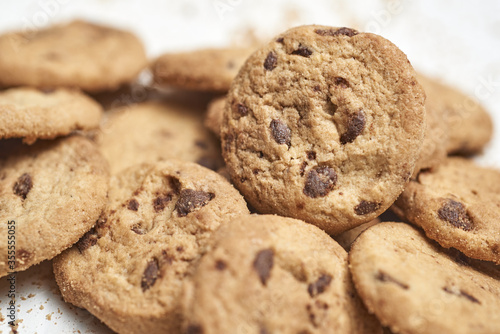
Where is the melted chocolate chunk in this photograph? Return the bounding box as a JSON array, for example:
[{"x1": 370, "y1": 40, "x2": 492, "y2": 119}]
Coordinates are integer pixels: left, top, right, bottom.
[
  {"x1": 141, "y1": 259, "x2": 159, "y2": 291},
  {"x1": 253, "y1": 249, "x2": 274, "y2": 285},
  {"x1": 443, "y1": 287, "x2": 481, "y2": 304},
  {"x1": 127, "y1": 199, "x2": 139, "y2": 211},
  {"x1": 215, "y1": 260, "x2": 227, "y2": 271},
  {"x1": 264, "y1": 51, "x2": 278, "y2": 71},
  {"x1": 186, "y1": 325, "x2": 204, "y2": 334},
  {"x1": 76, "y1": 228, "x2": 98, "y2": 253},
  {"x1": 270, "y1": 119, "x2": 291, "y2": 147},
  {"x1": 334, "y1": 77, "x2": 350, "y2": 88},
  {"x1": 354, "y1": 201, "x2": 381, "y2": 215},
  {"x1": 375, "y1": 271, "x2": 409, "y2": 290},
  {"x1": 13, "y1": 173, "x2": 33, "y2": 200},
  {"x1": 315, "y1": 27, "x2": 358, "y2": 37},
  {"x1": 438, "y1": 199, "x2": 473, "y2": 231},
  {"x1": 175, "y1": 189, "x2": 215, "y2": 217},
  {"x1": 291, "y1": 45, "x2": 313, "y2": 57},
  {"x1": 308, "y1": 274, "x2": 333, "y2": 297},
  {"x1": 235, "y1": 103, "x2": 249, "y2": 116},
  {"x1": 307, "y1": 151, "x2": 316, "y2": 160},
  {"x1": 340, "y1": 110, "x2": 366, "y2": 145},
  {"x1": 303, "y1": 167, "x2": 337, "y2": 198},
  {"x1": 153, "y1": 193, "x2": 173, "y2": 212}
]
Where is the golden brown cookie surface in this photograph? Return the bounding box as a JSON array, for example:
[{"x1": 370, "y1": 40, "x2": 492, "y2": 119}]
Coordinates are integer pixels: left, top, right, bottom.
[{"x1": 221, "y1": 25, "x2": 425, "y2": 235}]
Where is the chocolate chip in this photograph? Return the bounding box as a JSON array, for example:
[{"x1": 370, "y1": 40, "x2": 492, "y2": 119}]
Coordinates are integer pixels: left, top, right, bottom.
[
  {"x1": 76, "y1": 228, "x2": 98, "y2": 253},
  {"x1": 303, "y1": 167, "x2": 337, "y2": 198},
  {"x1": 270, "y1": 119, "x2": 291, "y2": 147},
  {"x1": 375, "y1": 271, "x2": 409, "y2": 290},
  {"x1": 141, "y1": 259, "x2": 159, "y2": 291},
  {"x1": 438, "y1": 199, "x2": 473, "y2": 231},
  {"x1": 276, "y1": 37, "x2": 284, "y2": 43},
  {"x1": 175, "y1": 189, "x2": 215, "y2": 217},
  {"x1": 307, "y1": 151, "x2": 316, "y2": 160},
  {"x1": 153, "y1": 193, "x2": 173, "y2": 212},
  {"x1": 215, "y1": 260, "x2": 227, "y2": 271},
  {"x1": 13, "y1": 173, "x2": 33, "y2": 200},
  {"x1": 340, "y1": 110, "x2": 365, "y2": 144},
  {"x1": 186, "y1": 324, "x2": 204, "y2": 334},
  {"x1": 354, "y1": 201, "x2": 381, "y2": 215},
  {"x1": 291, "y1": 45, "x2": 313, "y2": 57},
  {"x1": 300, "y1": 161, "x2": 308, "y2": 177},
  {"x1": 127, "y1": 199, "x2": 139, "y2": 211},
  {"x1": 131, "y1": 224, "x2": 145, "y2": 235},
  {"x1": 334, "y1": 77, "x2": 350, "y2": 88},
  {"x1": 176, "y1": 246, "x2": 184, "y2": 252},
  {"x1": 264, "y1": 51, "x2": 278, "y2": 71},
  {"x1": 167, "y1": 176, "x2": 181, "y2": 195},
  {"x1": 313, "y1": 85, "x2": 321, "y2": 92},
  {"x1": 253, "y1": 249, "x2": 274, "y2": 285},
  {"x1": 308, "y1": 274, "x2": 333, "y2": 297},
  {"x1": 315, "y1": 27, "x2": 358, "y2": 37},
  {"x1": 442, "y1": 287, "x2": 481, "y2": 304},
  {"x1": 234, "y1": 103, "x2": 249, "y2": 117}
]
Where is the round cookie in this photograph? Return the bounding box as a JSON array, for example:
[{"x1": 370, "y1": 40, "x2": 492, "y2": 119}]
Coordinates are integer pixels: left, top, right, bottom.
[
  {"x1": 393, "y1": 157, "x2": 500, "y2": 264},
  {"x1": 182, "y1": 214, "x2": 382, "y2": 334},
  {"x1": 204, "y1": 95, "x2": 226, "y2": 138},
  {"x1": 0, "y1": 20, "x2": 147, "y2": 92},
  {"x1": 417, "y1": 74, "x2": 493, "y2": 155},
  {"x1": 0, "y1": 87, "x2": 102, "y2": 144},
  {"x1": 152, "y1": 47, "x2": 254, "y2": 92},
  {"x1": 53, "y1": 160, "x2": 249, "y2": 334},
  {"x1": 221, "y1": 25, "x2": 426, "y2": 235},
  {"x1": 97, "y1": 101, "x2": 224, "y2": 175},
  {"x1": 0, "y1": 136, "x2": 109, "y2": 277},
  {"x1": 349, "y1": 222, "x2": 500, "y2": 334}
]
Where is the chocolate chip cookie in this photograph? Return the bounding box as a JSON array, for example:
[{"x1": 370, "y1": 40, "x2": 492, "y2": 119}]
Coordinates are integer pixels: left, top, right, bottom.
[
  {"x1": 0, "y1": 136, "x2": 109, "y2": 277},
  {"x1": 182, "y1": 214, "x2": 382, "y2": 334},
  {"x1": 204, "y1": 96, "x2": 226, "y2": 138},
  {"x1": 349, "y1": 222, "x2": 500, "y2": 334},
  {"x1": 152, "y1": 47, "x2": 254, "y2": 92},
  {"x1": 417, "y1": 74, "x2": 493, "y2": 155},
  {"x1": 221, "y1": 25, "x2": 426, "y2": 235},
  {"x1": 97, "y1": 101, "x2": 223, "y2": 175},
  {"x1": 393, "y1": 157, "x2": 500, "y2": 264},
  {"x1": 0, "y1": 87, "x2": 102, "y2": 144},
  {"x1": 0, "y1": 20, "x2": 147, "y2": 92},
  {"x1": 53, "y1": 160, "x2": 249, "y2": 334}
]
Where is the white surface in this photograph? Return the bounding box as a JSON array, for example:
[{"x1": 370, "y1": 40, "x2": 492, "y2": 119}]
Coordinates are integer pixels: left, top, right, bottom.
[{"x1": 0, "y1": 0, "x2": 499, "y2": 332}]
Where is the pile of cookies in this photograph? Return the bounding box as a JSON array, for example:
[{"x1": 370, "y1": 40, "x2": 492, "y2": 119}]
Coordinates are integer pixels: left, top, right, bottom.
[{"x1": 0, "y1": 19, "x2": 499, "y2": 334}]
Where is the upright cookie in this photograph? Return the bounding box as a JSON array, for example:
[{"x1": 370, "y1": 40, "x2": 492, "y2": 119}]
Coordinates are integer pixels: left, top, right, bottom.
[
  {"x1": 0, "y1": 87, "x2": 102, "y2": 144},
  {"x1": 0, "y1": 20, "x2": 147, "y2": 92},
  {"x1": 152, "y1": 47, "x2": 254, "y2": 92},
  {"x1": 411, "y1": 92, "x2": 448, "y2": 177},
  {"x1": 393, "y1": 157, "x2": 500, "y2": 264},
  {"x1": 417, "y1": 74, "x2": 493, "y2": 155},
  {"x1": 53, "y1": 160, "x2": 249, "y2": 334},
  {"x1": 349, "y1": 222, "x2": 500, "y2": 334},
  {"x1": 221, "y1": 25, "x2": 425, "y2": 235},
  {"x1": 204, "y1": 95, "x2": 226, "y2": 138},
  {"x1": 97, "y1": 101, "x2": 223, "y2": 175},
  {"x1": 0, "y1": 136, "x2": 109, "y2": 277},
  {"x1": 182, "y1": 214, "x2": 382, "y2": 334}
]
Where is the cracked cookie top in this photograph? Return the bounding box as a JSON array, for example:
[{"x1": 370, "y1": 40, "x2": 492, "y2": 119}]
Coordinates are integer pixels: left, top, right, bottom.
[
  {"x1": 221, "y1": 25, "x2": 425, "y2": 235},
  {"x1": 53, "y1": 160, "x2": 249, "y2": 334},
  {"x1": 182, "y1": 214, "x2": 382, "y2": 334}
]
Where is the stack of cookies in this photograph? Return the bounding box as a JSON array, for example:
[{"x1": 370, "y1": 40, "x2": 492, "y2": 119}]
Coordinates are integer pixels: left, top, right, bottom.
[{"x1": 0, "y1": 19, "x2": 498, "y2": 334}]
